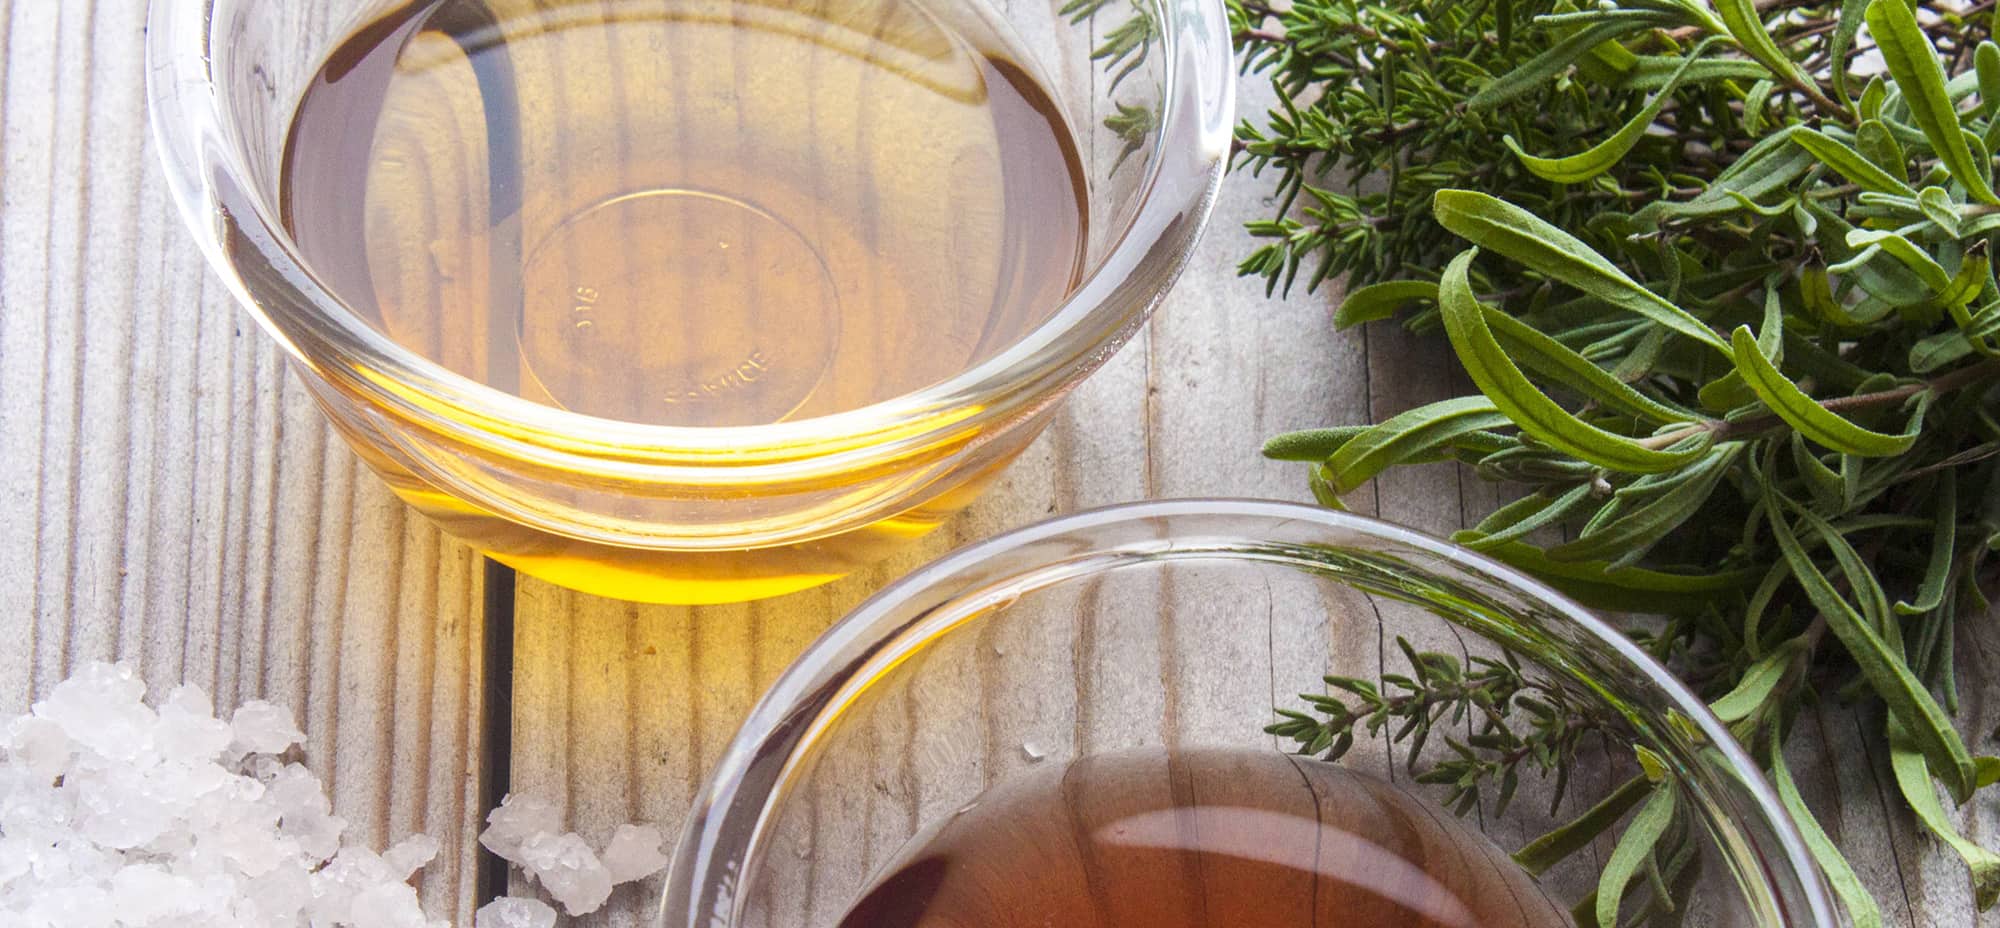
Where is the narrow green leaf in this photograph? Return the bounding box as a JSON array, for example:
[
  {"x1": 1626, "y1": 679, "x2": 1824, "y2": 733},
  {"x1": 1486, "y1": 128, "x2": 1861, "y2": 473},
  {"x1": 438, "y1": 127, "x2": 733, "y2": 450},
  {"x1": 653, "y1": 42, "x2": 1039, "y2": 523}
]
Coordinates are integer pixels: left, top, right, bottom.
[
  {"x1": 1765, "y1": 485, "x2": 1976, "y2": 799},
  {"x1": 1919, "y1": 186, "x2": 1965, "y2": 236},
  {"x1": 1435, "y1": 192, "x2": 1730, "y2": 354},
  {"x1": 1476, "y1": 538, "x2": 1761, "y2": 612},
  {"x1": 1699, "y1": 370, "x2": 1757, "y2": 411},
  {"x1": 1742, "y1": 80, "x2": 1776, "y2": 135},
  {"x1": 1710, "y1": 638, "x2": 1802, "y2": 723},
  {"x1": 1613, "y1": 55, "x2": 1771, "y2": 90},
  {"x1": 1856, "y1": 119, "x2": 1907, "y2": 175},
  {"x1": 1549, "y1": 444, "x2": 1743, "y2": 563},
  {"x1": 1866, "y1": 0, "x2": 2000, "y2": 204},
  {"x1": 1335, "y1": 280, "x2": 1439, "y2": 329},
  {"x1": 1911, "y1": 331, "x2": 1977, "y2": 373},
  {"x1": 1889, "y1": 719, "x2": 2000, "y2": 907},
  {"x1": 1731, "y1": 327, "x2": 1923, "y2": 456},
  {"x1": 1841, "y1": 230, "x2": 1954, "y2": 294},
  {"x1": 1326, "y1": 397, "x2": 1511, "y2": 492},
  {"x1": 1979, "y1": 41, "x2": 2000, "y2": 119},
  {"x1": 1506, "y1": 48, "x2": 1711, "y2": 184},
  {"x1": 1966, "y1": 298, "x2": 2000, "y2": 341},
  {"x1": 1468, "y1": 493, "x2": 1564, "y2": 536},
  {"x1": 1756, "y1": 281, "x2": 1785, "y2": 359},
  {"x1": 1861, "y1": 74, "x2": 1888, "y2": 118},
  {"x1": 1641, "y1": 127, "x2": 1815, "y2": 220},
  {"x1": 1978, "y1": 756, "x2": 2000, "y2": 789},
  {"x1": 1596, "y1": 784, "x2": 1678, "y2": 928},
  {"x1": 1481, "y1": 305, "x2": 1699, "y2": 424},
  {"x1": 1895, "y1": 469, "x2": 1957, "y2": 615},
  {"x1": 1791, "y1": 433, "x2": 1848, "y2": 510},
  {"x1": 1456, "y1": 483, "x2": 1598, "y2": 551},
  {"x1": 1714, "y1": 0, "x2": 1815, "y2": 93},
  {"x1": 1830, "y1": 0, "x2": 1871, "y2": 104},
  {"x1": 1770, "y1": 727, "x2": 1884, "y2": 928},
  {"x1": 1635, "y1": 744, "x2": 1670, "y2": 783},
  {"x1": 1792, "y1": 129, "x2": 1916, "y2": 196},
  {"x1": 1264, "y1": 426, "x2": 1369, "y2": 462},
  {"x1": 1442, "y1": 251, "x2": 1714, "y2": 472},
  {"x1": 1515, "y1": 776, "x2": 1653, "y2": 876},
  {"x1": 1469, "y1": 15, "x2": 1674, "y2": 110},
  {"x1": 1308, "y1": 462, "x2": 1346, "y2": 509}
]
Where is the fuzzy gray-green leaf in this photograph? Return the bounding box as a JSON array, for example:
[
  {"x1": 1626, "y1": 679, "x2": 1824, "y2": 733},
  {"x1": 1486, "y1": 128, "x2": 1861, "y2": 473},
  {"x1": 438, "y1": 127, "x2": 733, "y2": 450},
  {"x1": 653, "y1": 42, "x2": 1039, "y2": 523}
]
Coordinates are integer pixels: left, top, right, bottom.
[
  {"x1": 1596, "y1": 783, "x2": 1678, "y2": 928},
  {"x1": 1335, "y1": 280, "x2": 1439, "y2": 329},
  {"x1": 1895, "y1": 469, "x2": 1957, "y2": 615},
  {"x1": 1441, "y1": 250, "x2": 1712, "y2": 472},
  {"x1": 1766, "y1": 486, "x2": 1976, "y2": 800},
  {"x1": 1771, "y1": 727, "x2": 1884, "y2": 928},
  {"x1": 1506, "y1": 47, "x2": 1711, "y2": 184},
  {"x1": 1435, "y1": 192, "x2": 1729, "y2": 355},
  {"x1": 1793, "y1": 129, "x2": 1916, "y2": 196},
  {"x1": 1889, "y1": 719, "x2": 2000, "y2": 907},
  {"x1": 1866, "y1": 0, "x2": 2000, "y2": 204},
  {"x1": 1731, "y1": 327, "x2": 1923, "y2": 457},
  {"x1": 1326, "y1": 396, "x2": 1510, "y2": 492}
]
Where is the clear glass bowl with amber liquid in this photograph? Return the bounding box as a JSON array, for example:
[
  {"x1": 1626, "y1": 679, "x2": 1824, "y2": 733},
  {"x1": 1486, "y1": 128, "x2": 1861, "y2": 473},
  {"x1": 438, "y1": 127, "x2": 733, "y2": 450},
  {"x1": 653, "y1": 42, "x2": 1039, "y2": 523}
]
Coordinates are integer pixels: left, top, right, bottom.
[
  {"x1": 662, "y1": 502, "x2": 1839, "y2": 928},
  {"x1": 147, "y1": 0, "x2": 1233, "y2": 602}
]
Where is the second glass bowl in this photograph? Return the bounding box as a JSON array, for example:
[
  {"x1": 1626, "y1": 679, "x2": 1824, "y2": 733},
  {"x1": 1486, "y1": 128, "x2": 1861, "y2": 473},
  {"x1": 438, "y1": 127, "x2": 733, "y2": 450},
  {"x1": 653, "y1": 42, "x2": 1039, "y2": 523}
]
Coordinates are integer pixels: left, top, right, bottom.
[{"x1": 662, "y1": 499, "x2": 1837, "y2": 927}]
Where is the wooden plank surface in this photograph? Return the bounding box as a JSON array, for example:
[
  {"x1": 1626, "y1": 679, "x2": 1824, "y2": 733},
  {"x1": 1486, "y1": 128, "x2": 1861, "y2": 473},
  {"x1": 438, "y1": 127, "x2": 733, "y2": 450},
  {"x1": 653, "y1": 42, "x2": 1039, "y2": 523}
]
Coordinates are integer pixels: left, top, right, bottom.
[{"x1": 0, "y1": 0, "x2": 1990, "y2": 925}]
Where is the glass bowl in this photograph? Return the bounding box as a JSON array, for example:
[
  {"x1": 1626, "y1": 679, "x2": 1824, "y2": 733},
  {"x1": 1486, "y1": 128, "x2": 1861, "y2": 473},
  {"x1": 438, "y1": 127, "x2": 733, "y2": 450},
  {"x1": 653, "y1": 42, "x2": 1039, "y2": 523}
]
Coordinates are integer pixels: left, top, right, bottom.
[
  {"x1": 662, "y1": 499, "x2": 1837, "y2": 927},
  {"x1": 144, "y1": 0, "x2": 1234, "y2": 604}
]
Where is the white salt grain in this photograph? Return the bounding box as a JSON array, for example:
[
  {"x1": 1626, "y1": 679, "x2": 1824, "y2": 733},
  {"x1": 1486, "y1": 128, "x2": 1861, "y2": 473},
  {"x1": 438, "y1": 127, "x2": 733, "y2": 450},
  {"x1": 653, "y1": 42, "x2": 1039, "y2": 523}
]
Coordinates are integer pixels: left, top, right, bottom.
[
  {"x1": 601, "y1": 822, "x2": 671, "y2": 884},
  {"x1": 229, "y1": 700, "x2": 306, "y2": 756},
  {"x1": 383, "y1": 833, "x2": 442, "y2": 880},
  {"x1": 4, "y1": 716, "x2": 73, "y2": 780},
  {"x1": 34, "y1": 662, "x2": 156, "y2": 763},
  {"x1": 478, "y1": 793, "x2": 561, "y2": 865},
  {"x1": 518, "y1": 831, "x2": 615, "y2": 915},
  {"x1": 475, "y1": 896, "x2": 558, "y2": 928},
  {"x1": 155, "y1": 684, "x2": 233, "y2": 762},
  {"x1": 346, "y1": 880, "x2": 439, "y2": 928}
]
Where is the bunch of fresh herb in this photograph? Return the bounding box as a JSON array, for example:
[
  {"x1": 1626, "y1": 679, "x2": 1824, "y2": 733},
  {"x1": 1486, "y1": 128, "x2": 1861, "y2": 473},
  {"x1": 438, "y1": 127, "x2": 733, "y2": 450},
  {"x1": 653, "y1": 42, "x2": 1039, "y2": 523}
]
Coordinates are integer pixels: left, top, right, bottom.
[{"x1": 1235, "y1": 0, "x2": 2000, "y2": 922}]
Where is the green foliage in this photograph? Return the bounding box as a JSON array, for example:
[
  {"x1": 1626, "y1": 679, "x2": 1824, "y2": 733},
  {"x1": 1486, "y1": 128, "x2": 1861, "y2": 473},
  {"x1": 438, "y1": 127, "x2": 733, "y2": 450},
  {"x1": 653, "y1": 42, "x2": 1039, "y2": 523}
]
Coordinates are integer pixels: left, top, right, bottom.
[
  {"x1": 1267, "y1": 640, "x2": 1619, "y2": 817},
  {"x1": 1240, "y1": 0, "x2": 2000, "y2": 919}
]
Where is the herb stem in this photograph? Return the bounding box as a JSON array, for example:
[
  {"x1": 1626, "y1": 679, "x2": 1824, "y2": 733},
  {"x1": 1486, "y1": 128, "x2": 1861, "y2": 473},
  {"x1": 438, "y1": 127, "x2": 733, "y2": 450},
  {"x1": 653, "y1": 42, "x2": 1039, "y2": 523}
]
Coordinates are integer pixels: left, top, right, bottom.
[{"x1": 1638, "y1": 358, "x2": 2000, "y2": 449}]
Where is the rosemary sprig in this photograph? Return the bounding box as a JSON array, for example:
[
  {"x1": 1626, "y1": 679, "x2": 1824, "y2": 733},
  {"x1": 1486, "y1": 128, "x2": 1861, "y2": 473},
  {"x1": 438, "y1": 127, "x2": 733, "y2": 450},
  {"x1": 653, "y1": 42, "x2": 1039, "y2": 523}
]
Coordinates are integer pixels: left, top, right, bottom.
[
  {"x1": 1268, "y1": 639, "x2": 1622, "y2": 818},
  {"x1": 1239, "y1": 0, "x2": 2000, "y2": 923}
]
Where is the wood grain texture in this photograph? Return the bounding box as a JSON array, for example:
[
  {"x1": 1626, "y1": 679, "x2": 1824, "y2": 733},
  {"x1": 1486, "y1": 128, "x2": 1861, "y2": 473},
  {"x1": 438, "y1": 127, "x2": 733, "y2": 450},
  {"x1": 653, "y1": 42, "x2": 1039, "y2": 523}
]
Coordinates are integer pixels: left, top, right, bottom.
[{"x1": 1, "y1": 0, "x2": 1994, "y2": 925}]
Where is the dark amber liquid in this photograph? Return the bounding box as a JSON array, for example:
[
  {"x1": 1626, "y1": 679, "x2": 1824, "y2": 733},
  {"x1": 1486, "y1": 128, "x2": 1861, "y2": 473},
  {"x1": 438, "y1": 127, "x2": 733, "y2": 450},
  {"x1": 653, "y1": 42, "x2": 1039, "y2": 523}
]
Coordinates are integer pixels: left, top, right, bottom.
[
  {"x1": 840, "y1": 748, "x2": 1573, "y2": 928},
  {"x1": 280, "y1": 0, "x2": 1087, "y2": 427}
]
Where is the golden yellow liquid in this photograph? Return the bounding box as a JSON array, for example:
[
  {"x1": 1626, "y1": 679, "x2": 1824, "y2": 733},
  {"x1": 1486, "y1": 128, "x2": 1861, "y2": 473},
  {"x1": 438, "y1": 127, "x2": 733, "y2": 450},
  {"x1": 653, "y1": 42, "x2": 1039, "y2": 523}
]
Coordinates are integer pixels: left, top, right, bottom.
[{"x1": 280, "y1": 0, "x2": 1087, "y2": 601}]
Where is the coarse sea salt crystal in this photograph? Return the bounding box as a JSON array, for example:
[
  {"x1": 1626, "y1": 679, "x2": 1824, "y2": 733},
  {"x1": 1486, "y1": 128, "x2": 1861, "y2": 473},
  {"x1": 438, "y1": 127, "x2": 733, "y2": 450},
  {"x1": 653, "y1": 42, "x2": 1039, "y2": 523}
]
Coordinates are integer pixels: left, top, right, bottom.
[
  {"x1": 228, "y1": 700, "x2": 305, "y2": 757},
  {"x1": 601, "y1": 822, "x2": 671, "y2": 884},
  {"x1": 475, "y1": 896, "x2": 558, "y2": 928},
  {"x1": 383, "y1": 833, "x2": 441, "y2": 880},
  {"x1": 33, "y1": 662, "x2": 156, "y2": 763},
  {"x1": 478, "y1": 793, "x2": 562, "y2": 865},
  {"x1": 346, "y1": 880, "x2": 437, "y2": 928},
  {"x1": 4, "y1": 715, "x2": 74, "y2": 780},
  {"x1": 518, "y1": 831, "x2": 615, "y2": 915},
  {"x1": 156, "y1": 684, "x2": 234, "y2": 763}
]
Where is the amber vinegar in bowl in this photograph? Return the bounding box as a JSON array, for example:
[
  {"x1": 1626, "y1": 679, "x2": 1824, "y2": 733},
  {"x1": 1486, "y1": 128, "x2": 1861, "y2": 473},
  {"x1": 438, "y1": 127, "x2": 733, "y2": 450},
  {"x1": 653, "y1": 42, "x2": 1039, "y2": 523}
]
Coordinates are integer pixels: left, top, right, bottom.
[
  {"x1": 148, "y1": 0, "x2": 1233, "y2": 602},
  {"x1": 659, "y1": 501, "x2": 1838, "y2": 928}
]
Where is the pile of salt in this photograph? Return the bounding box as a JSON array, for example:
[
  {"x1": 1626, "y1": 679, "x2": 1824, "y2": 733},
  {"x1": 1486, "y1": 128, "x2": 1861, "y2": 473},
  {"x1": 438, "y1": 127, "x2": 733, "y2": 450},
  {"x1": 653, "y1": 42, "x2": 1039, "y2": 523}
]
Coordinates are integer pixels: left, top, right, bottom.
[{"x1": 0, "y1": 662, "x2": 675, "y2": 926}]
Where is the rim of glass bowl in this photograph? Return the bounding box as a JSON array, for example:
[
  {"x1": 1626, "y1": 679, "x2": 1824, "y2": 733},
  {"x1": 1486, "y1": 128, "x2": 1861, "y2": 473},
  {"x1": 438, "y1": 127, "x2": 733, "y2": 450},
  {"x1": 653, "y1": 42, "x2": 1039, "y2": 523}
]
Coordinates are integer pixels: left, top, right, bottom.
[
  {"x1": 658, "y1": 498, "x2": 1839, "y2": 928},
  {"x1": 143, "y1": 0, "x2": 1235, "y2": 479}
]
